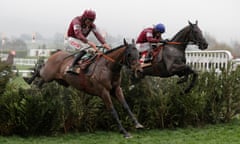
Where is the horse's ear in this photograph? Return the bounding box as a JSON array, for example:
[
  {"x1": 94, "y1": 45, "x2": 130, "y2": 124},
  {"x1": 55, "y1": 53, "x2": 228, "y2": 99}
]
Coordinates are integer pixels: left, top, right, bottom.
[
  {"x1": 195, "y1": 20, "x2": 198, "y2": 25},
  {"x1": 124, "y1": 38, "x2": 128, "y2": 46},
  {"x1": 188, "y1": 20, "x2": 193, "y2": 26},
  {"x1": 131, "y1": 39, "x2": 135, "y2": 44},
  {"x1": 131, "y1": 39, "x2": 136, "y2": 47}
]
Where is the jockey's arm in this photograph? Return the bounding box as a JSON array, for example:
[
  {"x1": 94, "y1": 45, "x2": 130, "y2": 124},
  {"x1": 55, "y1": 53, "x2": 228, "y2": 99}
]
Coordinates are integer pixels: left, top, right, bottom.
[
  {"x1": 87, "y1": 41, "x2": 97, "y2": 51},
  {"x1": 92, "y1": 28, "x2": 111, "y2": 50},
  {"x1": 73, "y1": 24, "x2": 89, "y2": 43}
]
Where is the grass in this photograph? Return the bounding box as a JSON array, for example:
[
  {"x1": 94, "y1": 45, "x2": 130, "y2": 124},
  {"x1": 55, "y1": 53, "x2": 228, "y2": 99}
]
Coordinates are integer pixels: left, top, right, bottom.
[
  {"x1": 15, "y1": 65, "x2": 33, "y2": 70},
  {"x1": 1, "y1": 119, "x2": 240, "y2": 144}
]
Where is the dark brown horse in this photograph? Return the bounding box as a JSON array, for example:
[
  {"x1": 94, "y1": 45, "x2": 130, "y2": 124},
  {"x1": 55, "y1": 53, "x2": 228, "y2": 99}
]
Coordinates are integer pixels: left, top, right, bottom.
[
  {"x1": 136, "y1": 21, "x2": 208, "y2": 93},
  {"x1": 27, "y1": 39, "x2": 143, "y2": 138}
]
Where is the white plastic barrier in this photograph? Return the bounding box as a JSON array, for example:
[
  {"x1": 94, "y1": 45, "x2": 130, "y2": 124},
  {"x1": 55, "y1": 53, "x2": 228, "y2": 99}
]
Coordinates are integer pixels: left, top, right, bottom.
[
  {"x1": 3, "y1": 51, "x2": 240, "y2": 74},
  {"x1": 185, "y1": 50, "x2": 236, "y2": 72},
  {"x1": 12, "y1": 70, "x2": 33, "y2": 77},
  {"x1": 14, "y1": 58, "x2": 38, "y2": 66}
]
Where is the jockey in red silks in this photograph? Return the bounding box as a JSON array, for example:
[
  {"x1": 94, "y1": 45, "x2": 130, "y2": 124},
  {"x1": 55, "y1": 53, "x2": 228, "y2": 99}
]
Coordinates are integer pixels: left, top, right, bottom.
[
  {"x1": 136, "y1": 23, "x2": 167, "y2": 64},
  {"x1": 66, "y1": 9, "x2": 111, "y2": 74}
]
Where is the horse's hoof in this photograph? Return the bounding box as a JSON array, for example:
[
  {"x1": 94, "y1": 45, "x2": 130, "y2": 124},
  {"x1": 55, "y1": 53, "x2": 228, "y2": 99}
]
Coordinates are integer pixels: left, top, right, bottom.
[
  {"x1": 135, "y1": 123, "x2": 144, "y2": 129},
  {"x1": 66, "y1": 71, "x2": 78, "y2": 75},
  {"x1": 124, "y1": 133, "x2": 133, "y2": 139}
]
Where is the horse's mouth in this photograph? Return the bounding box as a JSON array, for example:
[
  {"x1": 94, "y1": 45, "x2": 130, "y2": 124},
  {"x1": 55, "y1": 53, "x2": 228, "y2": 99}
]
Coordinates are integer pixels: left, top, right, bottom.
[
  {"x1": 200, "y1": 42, "x2": 208, "y2": 50},
  {"x1": 131, "y1": 63, "x2": 143, "y2": 79}
]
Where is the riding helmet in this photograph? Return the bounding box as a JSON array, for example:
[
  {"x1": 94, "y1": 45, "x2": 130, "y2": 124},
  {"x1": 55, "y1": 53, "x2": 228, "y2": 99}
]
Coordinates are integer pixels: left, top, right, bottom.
[
  {"x1": 82, "y1": 10, "x2": 96, "y2": 20},
  {"x1": 154, "y1": 23, "x2": 166, "y2": 33}
]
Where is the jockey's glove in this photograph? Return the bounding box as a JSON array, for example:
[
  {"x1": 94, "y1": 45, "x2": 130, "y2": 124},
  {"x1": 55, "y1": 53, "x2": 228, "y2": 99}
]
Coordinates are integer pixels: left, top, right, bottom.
[
  {"x1": 160, "y1": 39, "x2": 170, "y2": 44},
  {"x1": 87, "y1": 48, "x2": 97, "y2": 55}
]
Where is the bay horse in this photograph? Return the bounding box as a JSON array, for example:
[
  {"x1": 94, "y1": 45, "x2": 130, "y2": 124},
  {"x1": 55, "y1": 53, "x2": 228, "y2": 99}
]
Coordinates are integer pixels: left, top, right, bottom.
[
  {"x1": 137, "y1": 21, "x2": 208, "y2": 93},
  {"x1": 27, "y1": 39, "x2": 143, "y2": 138}
]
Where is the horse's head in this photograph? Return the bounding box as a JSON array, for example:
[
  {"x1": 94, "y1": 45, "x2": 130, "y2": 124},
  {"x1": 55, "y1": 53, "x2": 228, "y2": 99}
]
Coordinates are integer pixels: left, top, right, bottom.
[
  {"x1": 171, "y1": 21, "x2": 208, "y2": 50},
  {"x1": 187, "y1": 21, "x2": 208, "y2": 50},
  {"x1": 123, "y1": 39, "x2": 143, "y2": 78}
]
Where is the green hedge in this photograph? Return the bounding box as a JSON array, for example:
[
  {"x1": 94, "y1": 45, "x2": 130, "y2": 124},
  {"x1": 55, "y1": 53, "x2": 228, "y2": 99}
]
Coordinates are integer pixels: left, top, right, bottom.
[{"x1": 0, "y1": 64, "x2": 240, "y2": 136}]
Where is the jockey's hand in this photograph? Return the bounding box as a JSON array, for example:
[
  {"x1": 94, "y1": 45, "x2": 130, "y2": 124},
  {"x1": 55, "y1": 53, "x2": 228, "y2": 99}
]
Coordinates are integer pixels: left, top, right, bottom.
[
  {"x1": 160, "y1": 39, "x2": 170, "y2": 44},
  {"x1": 88, "y1": 48, "x2": 96, "y2": 55},
  {"x1": 88, "y1": 41, "x2": 97, "y2": 51},
  {"x1": 102, "y1": 43, "x2": 111, "y2": 50}
]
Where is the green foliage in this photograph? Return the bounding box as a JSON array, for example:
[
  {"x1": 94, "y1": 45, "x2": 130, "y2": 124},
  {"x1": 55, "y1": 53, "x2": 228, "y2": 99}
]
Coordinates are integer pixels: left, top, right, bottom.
[
  {"x1": 0, "y1": 62, "x2": 13, "y2": 95},
  {"x1": 121, "y1": 67, "x2": 240, "y2": 128},
  {"x1": 0, "y1": 67, "x2": 240, "y2": 136}
]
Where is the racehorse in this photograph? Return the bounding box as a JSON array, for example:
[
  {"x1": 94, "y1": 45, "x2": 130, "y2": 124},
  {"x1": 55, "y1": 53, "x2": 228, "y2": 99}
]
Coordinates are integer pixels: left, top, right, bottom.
[
  {"x1": 137, "y1": 21, "x2": 208, "y2": 93},
  {"x1": 27, "y1": 39, "x2": 143, "y2": 138}
]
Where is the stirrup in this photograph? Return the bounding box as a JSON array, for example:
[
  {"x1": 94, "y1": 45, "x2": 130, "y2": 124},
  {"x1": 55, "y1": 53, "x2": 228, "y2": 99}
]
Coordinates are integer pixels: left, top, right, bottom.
[{"x1": 66, "y1": 67, "x2": 78, "y2": 75}]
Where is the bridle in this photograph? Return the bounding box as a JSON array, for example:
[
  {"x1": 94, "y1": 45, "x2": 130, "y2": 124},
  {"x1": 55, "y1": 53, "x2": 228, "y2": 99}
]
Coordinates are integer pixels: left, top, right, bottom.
[
  {"x1": 120, "y1": 45, "x2": 138, "y2": 69},
  {"x1": 167, "y1": 25, "x2": 203, "y2": 46}
]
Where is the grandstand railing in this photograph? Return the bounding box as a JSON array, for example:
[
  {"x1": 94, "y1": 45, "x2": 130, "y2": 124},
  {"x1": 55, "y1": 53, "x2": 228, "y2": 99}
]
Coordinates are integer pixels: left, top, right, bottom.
[
  {"x1": 2, "y1": 50, "x2": 240, "y2": 76},
  {"x1": 185, "y1": 50, "x2": 239, "y2": 72}
]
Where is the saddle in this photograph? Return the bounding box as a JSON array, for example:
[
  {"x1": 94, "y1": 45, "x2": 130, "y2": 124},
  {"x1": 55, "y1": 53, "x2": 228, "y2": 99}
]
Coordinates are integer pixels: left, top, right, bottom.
[
  {"x1": 141, "y1": 45, "x2": 164, "y2": 68},
  {"x1": 73, "y1": 54, "x2": 98, "y2": 74}
]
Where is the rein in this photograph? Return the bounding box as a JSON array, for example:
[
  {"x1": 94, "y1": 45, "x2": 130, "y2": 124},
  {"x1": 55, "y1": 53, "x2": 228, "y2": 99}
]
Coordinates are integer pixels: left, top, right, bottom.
[
  {"x1": 167, "y1": 26, "x2": 202, "y2": 46},
  {"x1": 166, "y1": 41, "x2": 182, "y2": 45},
  {"x1": 98, "y1": 45, "x2": 132, "y2": 68},
  {"x1": 95, "y1": 46, "x2": 115, "y2": 63},
  {"x1": 99, "y1": 53, "x2": 115, "y2": 62},
  {"x1": 166, "y1": 41, "x2": 196, "y2": 45},
  {"x1": 96, "y1": 46, "x2": 133, "y2": 68},
  {"x1": 62, "y1": 46, "x2": 115, "y2": 63}
]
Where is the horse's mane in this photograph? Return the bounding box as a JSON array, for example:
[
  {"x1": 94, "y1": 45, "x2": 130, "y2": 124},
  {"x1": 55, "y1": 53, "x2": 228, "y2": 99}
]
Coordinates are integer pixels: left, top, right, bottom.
[
  {"x1": 170, "y1": 25, "x2": 190, "y2": 41},
  {"x1": 104, "y1": 45, "x2": 124, "y2": 54}
]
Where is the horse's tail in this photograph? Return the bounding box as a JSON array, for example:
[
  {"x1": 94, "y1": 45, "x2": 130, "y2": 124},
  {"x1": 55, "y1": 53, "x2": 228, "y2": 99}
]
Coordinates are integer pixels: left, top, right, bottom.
[
  {"x1": 25, "y1": 59, "x2": 44, "y2": 85},
  {"x1": 50, "y1": 49, "x2": 62, "y2": 55}
]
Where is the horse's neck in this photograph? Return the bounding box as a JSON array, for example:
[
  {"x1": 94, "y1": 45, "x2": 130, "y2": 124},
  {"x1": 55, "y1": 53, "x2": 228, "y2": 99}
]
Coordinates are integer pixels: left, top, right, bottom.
[
  {"x1": 104, "y1": 46, "x2": 126, "y2": 71},
  {"x1": 170, "y1": 27, "x2": 190, "y2": 51},
  {"x1": 105, "y1": 46, "x2": 126, "y2": 62}
]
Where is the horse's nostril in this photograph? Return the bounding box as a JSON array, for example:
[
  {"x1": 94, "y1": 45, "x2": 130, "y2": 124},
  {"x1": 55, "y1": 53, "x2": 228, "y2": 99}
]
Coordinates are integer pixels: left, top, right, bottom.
[
  {"x1": 203, "y1": 43, "x2": 208, "y2": 49},
  {"x1": 137, "y1": 69, "x2": 143, "y2": 73}
]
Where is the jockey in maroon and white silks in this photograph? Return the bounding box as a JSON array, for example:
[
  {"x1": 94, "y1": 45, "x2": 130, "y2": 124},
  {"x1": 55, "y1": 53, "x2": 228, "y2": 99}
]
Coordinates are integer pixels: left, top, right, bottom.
[
  {"x1": 67, "y1": 9, "x2": 110, "y2": 51},
  {"x1": 136, "y1": 23, "x2": 166, "y2": 64},
  {"x1": 66, "y1": 9, "x2": 111, "y2": 74}
]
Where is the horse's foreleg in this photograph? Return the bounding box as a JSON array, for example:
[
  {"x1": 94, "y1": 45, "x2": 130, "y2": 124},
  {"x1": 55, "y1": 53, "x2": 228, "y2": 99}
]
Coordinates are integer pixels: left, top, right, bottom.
[
  {"x1": 115, "y1": 87, "x2": 144, "y2": 129},
  {"x1": 184, "y1": 69, "x2": 198, "y2": 93},
  {"x1": 177, "y1": 75, "x2": 188, "y2": 84},
  {"x1": 37, "y1": 79, "x2": 45, "y2": 88},
  {"x1": 101, "y1": 89, "x2": 131, "y2": 138}
]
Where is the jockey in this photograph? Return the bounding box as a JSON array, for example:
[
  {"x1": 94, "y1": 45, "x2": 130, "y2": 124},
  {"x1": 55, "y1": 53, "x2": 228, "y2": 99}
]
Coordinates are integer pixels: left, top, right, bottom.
[
  {"x1": 66, "y1": 9, "x2": 111, "y2": 74},
  {"x1": 136, "y1": 23, "x2": 168, "y2": 64}
]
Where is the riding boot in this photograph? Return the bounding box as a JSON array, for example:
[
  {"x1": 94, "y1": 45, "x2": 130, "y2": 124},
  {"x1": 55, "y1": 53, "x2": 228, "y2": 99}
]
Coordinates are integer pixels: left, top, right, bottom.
[
  {"x1": 67, "y1": 50, "x2": 87, "y2": 74},
  {"x1": 139, "y1": 51, "x2": 147, "y2": 64},
  {"x1": 144, "y1": 51, "x2": 152, "y2": 63}
]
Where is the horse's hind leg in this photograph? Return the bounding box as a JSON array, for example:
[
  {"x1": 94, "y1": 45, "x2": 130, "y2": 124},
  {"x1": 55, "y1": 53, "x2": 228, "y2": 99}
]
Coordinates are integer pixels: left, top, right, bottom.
[
  {"x1": 115, "y1": 87, "x2": 143, "y2": 129},
  {"x1": 177, "y1": 74, "x2": 188, "y2": 84},
  {"x1": 177, "y1": 66, "x2": 198, "y2": 93}
]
